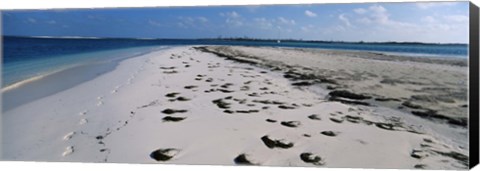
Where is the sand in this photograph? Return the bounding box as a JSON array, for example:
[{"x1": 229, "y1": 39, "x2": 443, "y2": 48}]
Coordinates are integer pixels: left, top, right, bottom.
[
  {"x1": 1, "y1": 46, "x2": 470, "y2": 169},
  {"x1": 198, "y1": 46, "x2": 469, "y2": 126}
]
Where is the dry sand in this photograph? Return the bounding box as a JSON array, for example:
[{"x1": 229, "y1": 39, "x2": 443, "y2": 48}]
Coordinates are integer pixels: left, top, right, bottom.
[{"x1": 1, "y1": 46, "x2": 470, "y2": 169}]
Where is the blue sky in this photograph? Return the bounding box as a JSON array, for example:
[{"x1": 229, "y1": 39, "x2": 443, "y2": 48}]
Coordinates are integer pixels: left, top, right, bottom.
[{"x1": 2, "y1": 1, "x2": 469, "y2": 43}]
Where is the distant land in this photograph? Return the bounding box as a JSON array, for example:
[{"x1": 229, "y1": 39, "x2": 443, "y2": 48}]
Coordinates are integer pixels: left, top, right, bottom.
[{"x1": 3, "y1": 35, "x2": 468, "y2": 46}]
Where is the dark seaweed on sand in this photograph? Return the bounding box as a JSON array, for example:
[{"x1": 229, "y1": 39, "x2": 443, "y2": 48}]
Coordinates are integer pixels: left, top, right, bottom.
[
  {"x1": 162, "y1": 116, "x2": 186, "y2": 122},
  {"x1": 234, "y1": 154, "x2": 256, "y2": 165},
  {"x1": 300, "y1": 153, "x2": 324, "y2": 165},
  {"x1": 150, "y1": 148, "x2": 179, "y2": 161},
  {"x1": 261, "y1": 135, "x2": 294, "y2": 149},
  {"x1": 162, "y1": 109, "x2": 188, "y2": 114}
]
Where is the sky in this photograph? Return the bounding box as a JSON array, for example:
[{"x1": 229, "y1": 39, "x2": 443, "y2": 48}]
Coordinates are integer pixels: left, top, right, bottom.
[{"x1": 1, "y1": 1, "x2": 470, "y2": 43}]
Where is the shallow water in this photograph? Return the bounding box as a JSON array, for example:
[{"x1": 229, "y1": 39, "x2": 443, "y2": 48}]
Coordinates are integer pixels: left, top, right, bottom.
[{"x1": 2, "y1": 46, "x2": 169, "y2": 112}]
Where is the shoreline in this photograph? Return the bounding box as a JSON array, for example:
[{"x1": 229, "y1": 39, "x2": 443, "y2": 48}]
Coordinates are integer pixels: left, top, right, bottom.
[
  {"x1": 2, "y1": 46, "x2": 167, "y2": 112},
  {"x1": 273, "y1": 45, "x2": 469, "y2": 61},
  {"x1": 2, "y1": 46, "x2": 469, "y2": 169}
]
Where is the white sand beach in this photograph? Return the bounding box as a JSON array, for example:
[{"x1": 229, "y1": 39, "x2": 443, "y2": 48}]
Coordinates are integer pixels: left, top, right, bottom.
[{"x1": 1, "y1": 46, "x2": 470, "y2": 169}]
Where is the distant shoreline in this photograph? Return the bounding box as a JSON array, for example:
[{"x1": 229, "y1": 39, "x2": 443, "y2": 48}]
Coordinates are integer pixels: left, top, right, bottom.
[{"x1": 3, "y1": 35, "x2": 468, "y2": 46}]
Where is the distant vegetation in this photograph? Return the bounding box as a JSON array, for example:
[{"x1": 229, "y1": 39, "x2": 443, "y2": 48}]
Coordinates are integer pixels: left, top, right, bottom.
[
  {"x1": 199, "y1": 37, "x2": 467, "y2": 46},
  {"x1": 4, "y1": 35, "x2": 467, "y2": 46}
]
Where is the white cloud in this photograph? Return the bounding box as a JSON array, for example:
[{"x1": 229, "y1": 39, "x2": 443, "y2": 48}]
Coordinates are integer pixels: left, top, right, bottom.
[
  {"x1": 301, "y1": 25, "x2": 315, "y2": 32},
  {"x1": 220, "y1": 11, "x2": 240, "y2": 18},
  {"x1": 254, "y1": 18, "x2": 273, "y2": 30},
  {"x1": 335, "y1": 25, "x2": 346, "y2": 32},
  {"x1": 354, "y1": 8, "x2": 367, "y2": 14},
  {"x1": 358, "y1": 4, "x2": 389, "y2": 25},
  {"x1": 220, "y1": 11, "x2": 243, "y2": 27},
  {"x1": 357, "y1": 17, "x2": 372, "y2": 24},
  {"x1": 175, "y1": 16, "x2": 209, "y2": 28},
  {"x1": 421, "y1": 16, "x2": 436, "y2": 23},
  {"x1": 348, "y1": 4, "x2": 467, "y2": 43},
  {"x1": 444, "y1": 15, "x2": 468, "y2": 23},
  {"x1": 148, "y1": 20, "x2": 163, "y2": 27},
  {"x1": 226, "y1": 18, "x2": 243, "y2": 27},
  {"x1": 416, "y1": 2, "x2": 458, "y2": 9},
  {"x1": 245, "y1": 5, "x2": 261, "y2": 13},
  {"x1": 305, "y1": 10, "x2": 317, "y2": 17},
  {"x1": 355, "y1": 5, "x2": 418, "y2": 31},
  {"x1": 197, "y1": 17, "x2": 208, "y2": 23},
  {"x1": 338, "y1": 14, "x2": 352, "y2": 27},
  {"x1": 277, "y1": 17, "x2": 296, "y2": 25},
  {"x1": 369, "y1": 4, "x2": 387, "y2": 13}
]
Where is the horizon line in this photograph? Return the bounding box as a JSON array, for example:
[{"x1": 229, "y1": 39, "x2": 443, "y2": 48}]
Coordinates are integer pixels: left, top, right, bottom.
[{"x1": 3, "y1": 35, "x2": 469, "y2": 45}]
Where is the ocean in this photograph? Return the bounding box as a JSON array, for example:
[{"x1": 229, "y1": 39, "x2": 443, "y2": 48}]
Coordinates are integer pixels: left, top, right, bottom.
[{"x1": 1, "y1": 36, "x2": 468, "y2": 111}]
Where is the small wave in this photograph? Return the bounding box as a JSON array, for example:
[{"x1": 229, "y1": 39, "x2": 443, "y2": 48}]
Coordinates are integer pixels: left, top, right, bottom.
[
  {"x1": 30, "y1": 36, "x2": 103, "y2": 39},
  {"x1": 2, "y1": 74, "x2": 48, "y2": 92},
  {"x1": 2, "y1": 65, "x2": 79, "y2": 93}
]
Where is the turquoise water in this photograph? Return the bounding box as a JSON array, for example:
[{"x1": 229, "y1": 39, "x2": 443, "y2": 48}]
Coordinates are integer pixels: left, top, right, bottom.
[{"x1": 3, "y1": 46, "x2": 160, "y2": 90}]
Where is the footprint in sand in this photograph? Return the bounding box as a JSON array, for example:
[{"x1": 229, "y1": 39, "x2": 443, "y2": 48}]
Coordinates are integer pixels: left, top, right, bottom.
[
  {"x1": 280, "y1": 121, "x2": 301, "y2": 128},
  {"x1": 79, "y1": 110, "x2": 88, "y2": 116},
  {"x1": 234, "y1": 153, "x2": 258, "y2": 165},
  {"x1": 79, "y1": 118, "x2": 88, "y2": 125},
  {"x1": 63, "y1": 132, "x2": 76, "y2": 141},
  {"x1": 97, "y1": 101, "x2": 104, "y2": 106},
  {"x1": 62, "y1": 146, "x2": 74, "y2": 156},
  {"x1": 261, "y1": 135, "x2": 294, "y2": 149},
  {"x1": 111, "y1": 89, "x2": 118, "y2": 94},
  {"x1": 320, "y1": 131, "x2": 340, "y2": 137},
  {"x1": 150, "y1": 148, "x2": 180, "y2": 161},
  {"x1": 300, "y1": 152, "x2": 325, "y2": 166}
]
